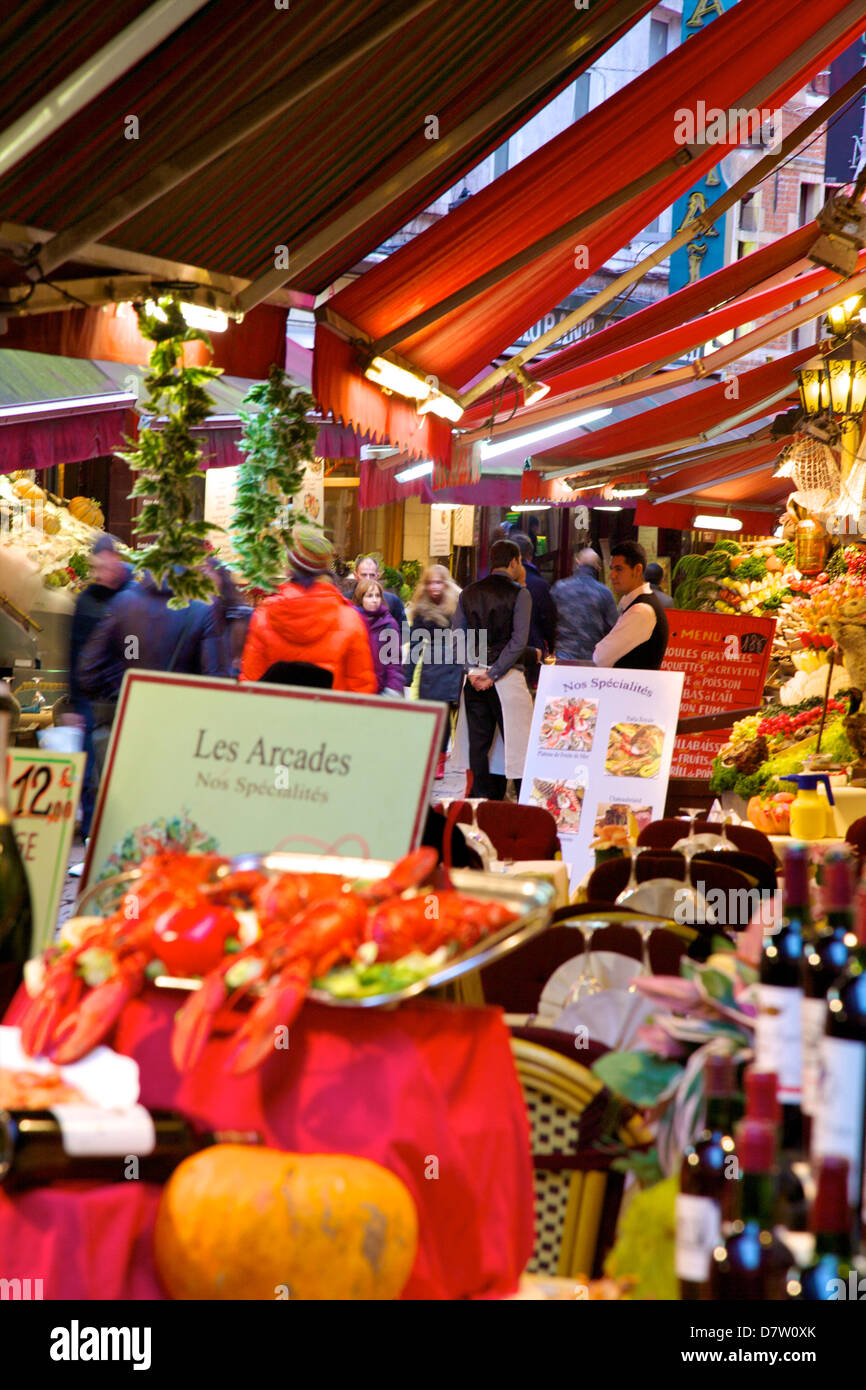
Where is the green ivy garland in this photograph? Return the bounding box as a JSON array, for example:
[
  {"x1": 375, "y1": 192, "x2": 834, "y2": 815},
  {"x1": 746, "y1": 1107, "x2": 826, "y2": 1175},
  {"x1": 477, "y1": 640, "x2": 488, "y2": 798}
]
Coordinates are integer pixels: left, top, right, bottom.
[
  {"x1": 119, "y1": 298, "x2": 222, "y2": 607},
  {"x1": 229, "y1": 366, "x2": 319, "y2": 593}
]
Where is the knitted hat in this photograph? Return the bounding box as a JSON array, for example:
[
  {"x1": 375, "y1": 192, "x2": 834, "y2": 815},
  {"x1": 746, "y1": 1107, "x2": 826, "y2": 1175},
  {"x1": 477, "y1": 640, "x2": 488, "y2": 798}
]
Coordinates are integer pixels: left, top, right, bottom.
[{"x1": 286, "y1": 526, "x2": 333, "y2": 575}]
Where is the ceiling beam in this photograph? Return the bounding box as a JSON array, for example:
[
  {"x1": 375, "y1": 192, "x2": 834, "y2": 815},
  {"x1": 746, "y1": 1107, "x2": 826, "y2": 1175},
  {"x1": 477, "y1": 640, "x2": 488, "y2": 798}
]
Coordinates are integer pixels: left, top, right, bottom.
[
  {"x1": 655, "y1": 459, "x2": 779, "y2": 502},
  {"x1": 237, "y1": 0, "x2": 651, "y2": 313},
  {"x1": 0, "y1": 0, "x2": 210, "y2": 181},
  {"x1": 33, "y1": 0, "x2": 438, "y2": 278}
]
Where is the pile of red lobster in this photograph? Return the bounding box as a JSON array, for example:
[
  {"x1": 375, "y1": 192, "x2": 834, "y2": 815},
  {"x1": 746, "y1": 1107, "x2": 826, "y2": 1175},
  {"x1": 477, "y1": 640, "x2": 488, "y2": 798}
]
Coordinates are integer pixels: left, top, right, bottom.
[{"x1": 18, "y1": 849, "x2": 516, "y2": 1075}]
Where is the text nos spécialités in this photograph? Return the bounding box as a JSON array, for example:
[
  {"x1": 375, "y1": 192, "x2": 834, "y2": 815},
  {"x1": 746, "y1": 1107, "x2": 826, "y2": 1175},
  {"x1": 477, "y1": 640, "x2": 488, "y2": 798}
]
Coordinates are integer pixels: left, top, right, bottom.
[{"x1": 193, "y1": 730, "x2": 351, "y2": 776}]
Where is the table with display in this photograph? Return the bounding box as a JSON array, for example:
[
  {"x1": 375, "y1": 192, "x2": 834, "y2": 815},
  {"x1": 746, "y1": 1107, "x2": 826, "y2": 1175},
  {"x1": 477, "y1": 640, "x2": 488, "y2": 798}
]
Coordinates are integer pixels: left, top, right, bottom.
[{"x1": 0, "y1": 988, "x2": 535, "y2": 1300}]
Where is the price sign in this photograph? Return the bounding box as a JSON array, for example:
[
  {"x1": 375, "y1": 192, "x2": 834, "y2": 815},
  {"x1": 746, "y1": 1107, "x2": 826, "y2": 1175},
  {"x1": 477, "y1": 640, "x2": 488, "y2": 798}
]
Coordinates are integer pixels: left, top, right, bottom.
[
  {"x1": 663, "y1": 611, "x2": 777, "y2": 778},
  {"x1": 5, "y1": 751, "x2": 85, "y2": 954}
]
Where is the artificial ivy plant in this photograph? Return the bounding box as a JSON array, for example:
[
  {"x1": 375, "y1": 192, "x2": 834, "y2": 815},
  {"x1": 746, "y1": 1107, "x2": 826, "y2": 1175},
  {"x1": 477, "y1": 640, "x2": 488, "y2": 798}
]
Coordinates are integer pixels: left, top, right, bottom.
[
  {"x1": 229, "y1": 366, "x2": 319, "y2": 592},
  {"x1": 119, "y1": 297, "x2": 223, "y2": 606}
]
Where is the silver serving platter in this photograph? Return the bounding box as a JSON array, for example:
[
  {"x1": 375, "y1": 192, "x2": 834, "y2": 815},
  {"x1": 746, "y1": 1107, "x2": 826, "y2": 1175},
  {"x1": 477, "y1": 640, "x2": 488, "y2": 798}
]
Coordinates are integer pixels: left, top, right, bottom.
[{"x1": 76, "y1": 852, "x2": 556, "y2": 1009}]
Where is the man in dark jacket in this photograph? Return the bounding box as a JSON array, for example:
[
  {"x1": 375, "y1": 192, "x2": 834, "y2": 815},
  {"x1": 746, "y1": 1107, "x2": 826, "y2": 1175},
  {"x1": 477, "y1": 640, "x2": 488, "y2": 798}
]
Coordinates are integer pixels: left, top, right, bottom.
[
  {"x1": 594, "y1": 540, "x2": 669, "y2": 669},
  {"x1": 511, "y1": 532, "x2": 556, "y2": 689},
  {"x1": 78, "y1": 571, "x2": 230, "y2": 707},
  {"x1": 68, "y1": 536, "x2": 133, "y2": 837},
  {"x1": 453, "y1": 539, "x2": 532, "y2": 799},
  {"x1": 645, "y1": 561, "x2": 674, "y2": 610},
  {"x1": 552, "y1": 548, "x2": 617, "y2": 661}
]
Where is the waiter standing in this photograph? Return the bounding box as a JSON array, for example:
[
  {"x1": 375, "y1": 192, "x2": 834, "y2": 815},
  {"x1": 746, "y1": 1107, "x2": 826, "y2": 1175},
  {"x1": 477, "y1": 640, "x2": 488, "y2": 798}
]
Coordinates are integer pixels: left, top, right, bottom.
[
  {"x1": 452, "y1": 539, "x2": 533, "y2": 799},
  {"x1": 593, "y1": 540, "x2": 669, "y2": 669}
]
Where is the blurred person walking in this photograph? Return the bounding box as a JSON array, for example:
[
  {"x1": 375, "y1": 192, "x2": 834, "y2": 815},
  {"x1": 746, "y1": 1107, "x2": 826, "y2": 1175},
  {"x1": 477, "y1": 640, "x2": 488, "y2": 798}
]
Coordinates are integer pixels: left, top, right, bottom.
[
  {"x1": 240, "y1": 527, "x2": 376, "y2": 693},
  {"x1": 404, "y1": 564, "x2": 463, "y2": 779},
  {"x1": 510, "y1": 532, "x2": 555, "y2": 690},
  {"x1": 354, "y1": 578, "x2": 405, "y2": 697},
  {"x1": 551, "y1": 548, "x2": 617, "y2": 662}
]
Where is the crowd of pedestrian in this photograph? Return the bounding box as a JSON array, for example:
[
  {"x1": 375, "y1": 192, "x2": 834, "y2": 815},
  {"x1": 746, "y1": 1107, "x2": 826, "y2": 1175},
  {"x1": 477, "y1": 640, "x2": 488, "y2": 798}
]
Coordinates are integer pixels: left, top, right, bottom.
[{"x1": 68, "y1": 522, "x2": 671, "y2": 828}]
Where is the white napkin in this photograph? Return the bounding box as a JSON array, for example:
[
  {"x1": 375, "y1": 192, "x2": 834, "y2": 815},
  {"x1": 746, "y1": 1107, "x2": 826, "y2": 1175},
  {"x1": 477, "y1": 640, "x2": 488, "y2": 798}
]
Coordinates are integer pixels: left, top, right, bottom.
[
  {"x1": 0, "y1": 1025, "x2": 141, "y2": 1108},
  {"x1": 537, "y1": 951, "x2": 655, "y2": 1050}
]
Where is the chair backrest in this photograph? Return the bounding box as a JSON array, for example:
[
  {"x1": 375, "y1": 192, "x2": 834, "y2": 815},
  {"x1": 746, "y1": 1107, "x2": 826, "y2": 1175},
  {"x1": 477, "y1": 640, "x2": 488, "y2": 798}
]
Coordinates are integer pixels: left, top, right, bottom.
[
  {"x1": 476, "y1": 801, "x2": 560, "y2": 860},
  {"x1": 510, "y1": 1036, "x2": 651, "y2": 1279},
  {"x1": 638, "y1": 817, "x2": 776, "y2": 866}
]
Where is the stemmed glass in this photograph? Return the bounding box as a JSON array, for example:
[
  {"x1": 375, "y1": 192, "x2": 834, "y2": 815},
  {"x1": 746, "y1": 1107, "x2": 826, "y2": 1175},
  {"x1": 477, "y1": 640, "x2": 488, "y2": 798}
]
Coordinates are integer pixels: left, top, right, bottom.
[
  {"x1": 615, "y1": 843, "x2": 646, "y2": 904},
  {"x1": 31, "y1": 674, "x2": 45, "y2": 713},
  {"x1": 561, "y1": 918, "x2": 603, "y2": 1004},
  {"x1": 627, "y1": 918, "x2": 658, "y2": 989}
]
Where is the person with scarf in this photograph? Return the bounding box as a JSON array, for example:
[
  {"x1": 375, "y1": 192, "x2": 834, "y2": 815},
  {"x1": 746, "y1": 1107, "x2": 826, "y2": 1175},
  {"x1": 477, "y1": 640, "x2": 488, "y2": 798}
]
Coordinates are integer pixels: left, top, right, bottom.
[
  {"x1": 404, "y1": 564, "x2": 462, "y2": 778},
  {"x1": 354, "y1": 578, "x2": 405, "y2": 696}
]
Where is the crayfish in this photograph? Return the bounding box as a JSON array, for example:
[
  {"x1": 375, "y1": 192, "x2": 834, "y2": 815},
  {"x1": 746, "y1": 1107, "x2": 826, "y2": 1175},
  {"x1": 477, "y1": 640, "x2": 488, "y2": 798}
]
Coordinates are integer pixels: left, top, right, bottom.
[{"x1": 19, "y1": 848, "x2": 517, "y2": 1076}]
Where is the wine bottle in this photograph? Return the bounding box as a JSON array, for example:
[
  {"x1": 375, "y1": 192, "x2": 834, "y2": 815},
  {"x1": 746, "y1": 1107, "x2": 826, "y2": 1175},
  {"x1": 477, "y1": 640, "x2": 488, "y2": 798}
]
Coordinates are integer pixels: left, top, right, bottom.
[
  {"x1": 709, "y1": 1119, "x2": 794, "y2": 1300},
  {"x1": 676, "y1": 1053, "x2": 740, "y2": 1300},
  {"x1": 744, "y1": 1068, "x2": 807, "y2": 1231},
  {"x1": 812, "y1": 879, "x2": 866, "y2": 1230},
  {"x1": 754, "y1": 842, "x2": 807, "y2": 1167},
  {"x1": 801, "y1": 848, "x2": 855, "y2": 1144},
  {"x1": 793, "y1": 1157, "x2": 853, "y2": 1301},
  {"x1": 0, "y1": 712, "x2": 34, "y2": 1019},
  {"x1": 0, "y1": 1106, "x2": 260, "y2": 1188}
]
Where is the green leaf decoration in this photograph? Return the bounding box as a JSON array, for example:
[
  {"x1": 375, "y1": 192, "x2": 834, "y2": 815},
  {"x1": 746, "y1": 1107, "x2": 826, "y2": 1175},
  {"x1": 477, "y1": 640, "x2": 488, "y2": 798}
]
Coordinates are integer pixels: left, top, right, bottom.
[
  {"x1": 118, "y1": 297, "x2": 222, "y2": 607},
  {"x1": 592, "y1": 1051, "x2": 682, "y2": 1107},
  {"x1": 229, "y1": 366, "x2": 319, "y2": 592}
]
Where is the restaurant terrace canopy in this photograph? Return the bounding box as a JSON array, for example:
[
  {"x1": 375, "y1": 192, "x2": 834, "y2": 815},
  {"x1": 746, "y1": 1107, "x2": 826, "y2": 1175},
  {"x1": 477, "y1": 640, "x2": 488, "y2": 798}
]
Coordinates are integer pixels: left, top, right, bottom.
[
  {"x1": 313, "y1": 0, "x2": 866, "y2": 468},
  {"x1": 0, "y1": 0, "x2": 654, "y2": 360}
]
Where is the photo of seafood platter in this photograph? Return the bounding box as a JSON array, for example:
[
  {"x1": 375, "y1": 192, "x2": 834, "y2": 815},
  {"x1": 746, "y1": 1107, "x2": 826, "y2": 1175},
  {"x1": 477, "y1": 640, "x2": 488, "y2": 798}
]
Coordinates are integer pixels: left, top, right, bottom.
[{"x1": 538, "y1": 697, "x2": 598, "y2": 752}]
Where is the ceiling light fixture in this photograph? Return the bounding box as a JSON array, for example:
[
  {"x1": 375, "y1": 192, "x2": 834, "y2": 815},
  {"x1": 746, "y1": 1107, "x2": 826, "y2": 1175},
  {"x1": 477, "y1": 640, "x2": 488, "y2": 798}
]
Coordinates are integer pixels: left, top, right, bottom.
[
  {"x1": 364, "y1": 355, "x2": 432, "y2": 401},
  {"x1": 796, "y1": 341, "x2": 866, "y2": 419},
  {"x1": 609, "y1": 484, "x2": 649, "y2": 498},
  {"x1": 693, "y1": 513, "x2": 743, "y2": 531},
  {"x1": 808, "y1": 189, "x2": 866, "y2": 276},
  {"x1": 509, "y1": 504, "x2": 551, "y2": 511},
  {"x1": 144, "y1": 298, "x2": 230, "y2": 333},
  {"x1": 480, "y1": 408, "x2": 613, "y2": 460},
  {"x1": 395, "y1": 460, "x2": 434, "y2": 483},
  {"x1": 512, "y1": 362, "x2": 551, "y2": 407},
  {"x1": 417, "y1": 391, "x2": 465, "y2": 423},
  {"x1": 594, "y1": 505, "x2": 623, "y2": 512}
]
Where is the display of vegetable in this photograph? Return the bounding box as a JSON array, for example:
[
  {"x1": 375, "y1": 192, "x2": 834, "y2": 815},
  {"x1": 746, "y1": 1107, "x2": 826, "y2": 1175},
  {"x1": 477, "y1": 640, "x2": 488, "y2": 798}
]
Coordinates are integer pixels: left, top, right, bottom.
[{"x1": 153, "y1": 1145, "x2": 419, "y2": 1300}]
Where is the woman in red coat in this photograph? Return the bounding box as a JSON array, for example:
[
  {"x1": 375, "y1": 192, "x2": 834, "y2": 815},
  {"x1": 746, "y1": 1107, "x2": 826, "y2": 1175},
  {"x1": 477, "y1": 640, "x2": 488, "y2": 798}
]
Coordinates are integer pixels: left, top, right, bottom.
[{"x1": 240, "y1": 528, "x2": 376, "y2": 693}]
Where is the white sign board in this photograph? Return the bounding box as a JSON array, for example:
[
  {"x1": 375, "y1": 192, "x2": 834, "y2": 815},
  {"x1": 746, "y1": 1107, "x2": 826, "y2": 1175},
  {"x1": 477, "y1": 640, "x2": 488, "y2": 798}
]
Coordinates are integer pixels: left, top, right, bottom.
[
  {"x1": 452, "y1": 505, "x2": 475, "y2": 547},
  {"x1": 520, "y1": 665, "x2": 684, "y2": 888},
  {"x1": 7, "y1": 751, "x2": 85, "y2": 953},
  {"x1": 429, "y1": 506, "x2": 452, "y2": 556}
]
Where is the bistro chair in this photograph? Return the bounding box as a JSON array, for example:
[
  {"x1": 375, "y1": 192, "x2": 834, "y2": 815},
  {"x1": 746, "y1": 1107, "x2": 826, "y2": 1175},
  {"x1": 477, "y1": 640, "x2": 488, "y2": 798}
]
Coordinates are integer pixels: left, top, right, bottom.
[
  {"x1": 510, "y1": 1036, "x2": 652, "y2": 1279},
  {"x1": 433, "y1": 800, "x2": 560, "y2": 861},
  {"x1": 637, "y1": 817, "x2": 777, "y2": 866}
]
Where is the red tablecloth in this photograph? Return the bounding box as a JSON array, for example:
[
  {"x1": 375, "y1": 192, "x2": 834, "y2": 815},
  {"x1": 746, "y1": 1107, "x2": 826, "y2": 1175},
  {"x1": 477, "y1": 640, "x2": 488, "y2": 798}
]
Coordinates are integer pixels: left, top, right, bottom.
[{"x1": 1, "y1": 990, "x2": 535, "y2": 1300}]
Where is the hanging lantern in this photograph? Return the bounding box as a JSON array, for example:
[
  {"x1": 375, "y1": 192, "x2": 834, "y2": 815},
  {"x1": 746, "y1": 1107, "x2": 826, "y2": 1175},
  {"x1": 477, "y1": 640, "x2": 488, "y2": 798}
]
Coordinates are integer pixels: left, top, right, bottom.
[
  {"x1": 796, "y1": 357, "x2": 829, "y2": 417},
  {"x1": 826, "y1": 293, "x2": 865, "y2": 337},
  {"x1": 824, "y1": 341, "x2": 866, "y2": 418}
]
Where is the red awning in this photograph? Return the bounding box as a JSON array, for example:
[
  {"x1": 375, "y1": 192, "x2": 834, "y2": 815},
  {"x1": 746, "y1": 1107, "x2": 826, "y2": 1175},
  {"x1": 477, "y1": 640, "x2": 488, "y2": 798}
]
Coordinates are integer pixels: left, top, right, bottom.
[
  {"x1": 0, "y1": 0, "x2": 651, "y2": 292},
  {"x1": 534, "y1": 349, "x2": 813, "y2": 469},
  {"x1": 0, "y1": 302, "x2": 289, "y2": 378},
  {"x1": 314, "y1": 0, "x2": 864, "y2": 459},
  {"x1": 468, "y1": 247, "x2": 857, "y2": 425},
  {"x1": 0, "y1": 407, "x2": 131, "y2": 473}
]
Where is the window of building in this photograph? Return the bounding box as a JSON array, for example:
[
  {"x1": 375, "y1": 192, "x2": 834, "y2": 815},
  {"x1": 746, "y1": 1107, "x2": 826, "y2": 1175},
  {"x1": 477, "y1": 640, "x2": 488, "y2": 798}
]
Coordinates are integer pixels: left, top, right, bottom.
[
  {"x1": 649, "y1": 18, "x2": 669, "y2": 66},
  {"x1": 573, "y1": 71, "x2": 591, "y2": 122}
]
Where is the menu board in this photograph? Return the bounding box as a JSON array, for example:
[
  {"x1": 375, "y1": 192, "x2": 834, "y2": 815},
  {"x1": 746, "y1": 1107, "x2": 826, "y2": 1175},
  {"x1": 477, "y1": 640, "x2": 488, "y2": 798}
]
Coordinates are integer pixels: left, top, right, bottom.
[
  {"x1": 663, "y1": 611, "x2": 776, "y2": 778},
  {"x1": 7, "y1": 751, "x2": 85, "y2": 954},
  {"x1": 520, "y1": 665, "x2": 684, "y2": 888},
  {"x1": 429, "y1": 506, "x2": 452, "y2": 556},
  {"x1": 83, "y1": 673, "x2": 445, "y2": 888}
]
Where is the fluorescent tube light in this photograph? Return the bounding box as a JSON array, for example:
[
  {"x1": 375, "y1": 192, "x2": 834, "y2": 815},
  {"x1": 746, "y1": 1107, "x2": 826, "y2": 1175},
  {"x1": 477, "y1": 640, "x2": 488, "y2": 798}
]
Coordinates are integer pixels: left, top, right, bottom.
[
  {"x1": 594, "y1": 505, "x2": 622, "y2": 512},
  {"x1": 395, "y1": 460, "x2": 434, "y2": 483},
  {"x1": 365, "y1": 356, "x2": 431, "y2": 400},
  {"x1": 693, "y1": 513, "x2": 742, "y2": 531},
  {"x1": 417, "y1": 392, "x2": 464, "y2": 422},
  {"x1": 480, "y1": 408, "x2": 613, "y2": 460},
  {"x1": 509, "y1": 504, "x2": 551, "y2": 511}
]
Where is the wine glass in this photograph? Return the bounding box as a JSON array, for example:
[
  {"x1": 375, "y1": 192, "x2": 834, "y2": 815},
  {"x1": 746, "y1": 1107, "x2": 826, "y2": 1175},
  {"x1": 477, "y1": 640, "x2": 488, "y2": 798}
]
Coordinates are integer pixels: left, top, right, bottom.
[
  {"x1": 561, "y1": 918, "x2": 603, "y2": 1004},
  {"x1": 615, "y1": 844, "x2": 646, "y2": 904},
  {"x1": 627, "y1": 917, "x2": 658, "y2": 989},
  {"x1": 31, "y1": 674, "x2": 45, "y2": 713}
]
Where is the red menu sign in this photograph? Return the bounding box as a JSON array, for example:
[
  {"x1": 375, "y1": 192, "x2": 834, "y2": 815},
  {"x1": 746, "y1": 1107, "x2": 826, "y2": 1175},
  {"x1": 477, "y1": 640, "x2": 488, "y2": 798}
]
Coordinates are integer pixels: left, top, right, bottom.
[{"x1": 662, "y1": 610, "x2": 776, "y2": 779}]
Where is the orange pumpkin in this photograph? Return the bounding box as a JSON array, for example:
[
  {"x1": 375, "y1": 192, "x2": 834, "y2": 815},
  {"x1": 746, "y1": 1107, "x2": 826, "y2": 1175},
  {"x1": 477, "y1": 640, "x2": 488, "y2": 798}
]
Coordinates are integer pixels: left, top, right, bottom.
[
  {"x1": 68, "y1": 496, "x2": 104, "y2": 528},
  {"x1": 24, "y1": 503, "x2": 60, "y2": 533},
  {"x1": 153, "y1": 1145, "x2": 419, "y2": 1300},
  {"x1": 12, "y1": 479, "x2": 45, "y2": 502}
]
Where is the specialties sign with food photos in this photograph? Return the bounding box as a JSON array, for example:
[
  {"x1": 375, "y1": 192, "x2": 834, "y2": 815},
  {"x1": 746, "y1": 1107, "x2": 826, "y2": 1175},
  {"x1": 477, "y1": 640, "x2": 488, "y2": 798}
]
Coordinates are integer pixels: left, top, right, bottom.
[{"x1": 520, "y1": 665, "x2": 685, "y2": 888}]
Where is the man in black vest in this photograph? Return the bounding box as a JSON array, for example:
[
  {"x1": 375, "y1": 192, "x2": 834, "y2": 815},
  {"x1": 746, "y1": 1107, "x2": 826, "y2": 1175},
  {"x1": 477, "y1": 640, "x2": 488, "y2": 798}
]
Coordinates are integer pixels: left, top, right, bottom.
[
  {"x1": 454, "y1": 539, "x2": 532, "y2": 799},
  {"x1": 593, "y1": 540, "x2": 669, "y2": 669}
]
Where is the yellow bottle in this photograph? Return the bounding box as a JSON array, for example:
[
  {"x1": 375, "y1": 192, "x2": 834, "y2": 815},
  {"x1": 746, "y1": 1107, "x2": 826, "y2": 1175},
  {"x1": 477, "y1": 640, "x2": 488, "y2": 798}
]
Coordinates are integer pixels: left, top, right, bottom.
[{"x1": 780, "y1": 774, "x2": 835, "y2": 840}]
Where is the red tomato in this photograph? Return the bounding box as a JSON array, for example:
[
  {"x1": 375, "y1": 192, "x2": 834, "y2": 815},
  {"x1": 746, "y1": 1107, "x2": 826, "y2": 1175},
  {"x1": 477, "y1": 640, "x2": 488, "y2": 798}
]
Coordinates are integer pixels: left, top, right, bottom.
[
  {"x1": 150, "y1": 903, "x2": 239, "y2": 975},
  {"x1": 816, "y1": 572, "x2": 829, "y2": 584}
]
